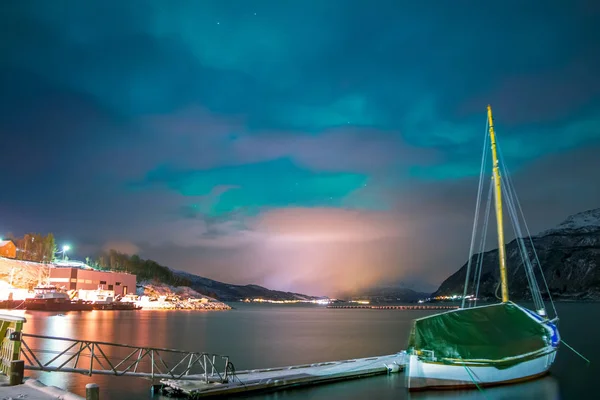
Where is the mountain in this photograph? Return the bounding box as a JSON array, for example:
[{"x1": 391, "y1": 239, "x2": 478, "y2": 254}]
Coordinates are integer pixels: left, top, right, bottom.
[
  {"x1": 171, "y1": 270, "x2": 326, "y2": 302},
  {"x1": 89, "y1": 250, "x2": 325, "y2": 302},
  {"x1": 344, "y1": 285, "x2": 430, "y2": 303},
  {"x1": 434, "y1": 208, "x2": 600, "y2": 301}
]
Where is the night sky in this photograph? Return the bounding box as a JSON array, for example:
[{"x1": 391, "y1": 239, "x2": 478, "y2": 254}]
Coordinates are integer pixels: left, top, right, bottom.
[{"x1": 1, "y1": 1, "x2": 599, "y2": 296}]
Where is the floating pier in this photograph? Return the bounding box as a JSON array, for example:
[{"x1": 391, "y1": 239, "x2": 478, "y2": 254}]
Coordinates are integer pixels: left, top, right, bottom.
[
  {"x1": 161, "y1": 352, "x2": 408, "y2": 398},
  {"x1": 327, "y1": 304, "x2": 458, "y2": 310}
]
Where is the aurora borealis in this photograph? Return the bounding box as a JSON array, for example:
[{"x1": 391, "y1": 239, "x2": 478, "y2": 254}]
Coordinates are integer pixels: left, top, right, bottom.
[{"x1": 1, "y1": 1, "x2": 599, "y2": 295}]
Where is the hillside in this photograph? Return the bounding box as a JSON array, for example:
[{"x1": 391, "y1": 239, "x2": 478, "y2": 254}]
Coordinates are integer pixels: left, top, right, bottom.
[
  {"x1": 171, "y1": 270, "x2": 326, "y2": 302},
  {"x1": 91, "y1": 251, "x2": 324, "y2": 302},
  {"x1": 434, "y1": 208, "x2": 600, "y2": 301},
  {"x1": 0, "y1": 257, "x2": 48, "y2": 289}
]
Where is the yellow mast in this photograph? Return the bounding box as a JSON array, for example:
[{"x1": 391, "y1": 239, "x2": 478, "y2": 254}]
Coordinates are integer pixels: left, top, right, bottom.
[{"x1": 487, "y1": 105, "x2": 509, "y2": 303}]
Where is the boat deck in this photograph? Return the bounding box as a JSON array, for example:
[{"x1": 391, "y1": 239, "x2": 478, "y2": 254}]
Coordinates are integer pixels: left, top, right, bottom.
[{"x1": 161, "y1": 352, "x2": 408, "y2": 397}]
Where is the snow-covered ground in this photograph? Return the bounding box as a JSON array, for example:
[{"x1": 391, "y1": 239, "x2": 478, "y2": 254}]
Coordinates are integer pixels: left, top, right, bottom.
[{"x1": 135, "y1": 281, "x2": 231, "y2": 310}]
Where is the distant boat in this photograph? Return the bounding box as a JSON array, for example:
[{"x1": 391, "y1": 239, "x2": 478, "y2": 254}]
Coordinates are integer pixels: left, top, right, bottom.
[{"x1": 406, "y1": 105, "x2": 560, "y2": 390}]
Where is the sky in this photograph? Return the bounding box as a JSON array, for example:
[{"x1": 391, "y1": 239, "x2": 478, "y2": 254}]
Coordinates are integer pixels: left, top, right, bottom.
[{"x1": 1, "y1": 1, "x2": 599, "y2": 296}]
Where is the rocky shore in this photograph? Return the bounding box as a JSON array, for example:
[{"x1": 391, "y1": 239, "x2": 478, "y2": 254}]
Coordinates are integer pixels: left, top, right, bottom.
[{"x1": 136, "y1": 281, "x2": 231, "y2": 310}]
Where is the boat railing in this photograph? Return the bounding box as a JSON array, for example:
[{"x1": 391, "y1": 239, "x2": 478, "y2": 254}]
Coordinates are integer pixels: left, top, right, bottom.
[{"x1": 418, "y1": 349, "x2": 435, "y2": 361}]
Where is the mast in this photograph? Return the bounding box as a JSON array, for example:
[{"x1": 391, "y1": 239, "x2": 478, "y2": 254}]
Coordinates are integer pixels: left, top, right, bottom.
[{"x1": 487, "y1": 105, "x2": 509, "y2": 302}]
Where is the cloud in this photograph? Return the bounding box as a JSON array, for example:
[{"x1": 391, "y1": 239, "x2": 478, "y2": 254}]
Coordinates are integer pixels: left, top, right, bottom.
[
  {"x1": 2, "y1": 0, "x2": 599, "y2": 298},
  {"x1": 136, "y1": 158, "x2": 369, "y2": 215},
  {"x1": 102, "y1": 241, "x2": 140, "y2": 255},
  {"x1": 231, "y1": 127, "x2": 438, "y2": 173},
  {"x1": 252, "y1": 207, "x2": 404, "y2": 243},
  {"x1": 140, "y1": 144, "x2": 600, "y2": 296},
  {"x1": 460, "y1": 59, "x2": 600, "y2": 126}
]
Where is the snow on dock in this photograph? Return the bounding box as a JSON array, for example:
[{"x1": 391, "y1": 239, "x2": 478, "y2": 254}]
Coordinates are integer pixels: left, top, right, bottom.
[
  {"x1": 0, "y1": 377, "x2": 83, "y2": 400},
  {"x1": 161, "y1": 352, "x2": 407, "y2": 398}
]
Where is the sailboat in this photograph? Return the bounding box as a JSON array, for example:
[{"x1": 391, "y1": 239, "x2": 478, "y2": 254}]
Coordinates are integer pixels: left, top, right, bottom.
[{"x1": 406, "y1": 105, "x2": 560, "y2": 390}]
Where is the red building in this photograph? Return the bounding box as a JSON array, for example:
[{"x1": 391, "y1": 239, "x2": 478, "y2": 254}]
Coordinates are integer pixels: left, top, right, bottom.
[
  {"x1": 48, "y1": 266, "x2": 136, "y2": 297},
  {"x1": 0, "y1": 240, "x2": 17, "y2": 259}
]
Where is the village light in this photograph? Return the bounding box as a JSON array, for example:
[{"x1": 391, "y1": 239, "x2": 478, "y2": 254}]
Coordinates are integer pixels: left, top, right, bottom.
[{"x1": 62, "y1": 245, "x2": 71, "y2": 260}]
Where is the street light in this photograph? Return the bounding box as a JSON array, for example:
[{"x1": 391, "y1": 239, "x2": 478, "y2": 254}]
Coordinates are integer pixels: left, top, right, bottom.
[{"x1": 62, "y1": 245, "x2": 71, "y2": 260}]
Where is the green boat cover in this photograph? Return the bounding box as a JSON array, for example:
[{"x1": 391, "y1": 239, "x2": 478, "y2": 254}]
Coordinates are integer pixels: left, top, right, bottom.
[{"x1": 408, "y1": 302, "x2": 550, "y2": 361}]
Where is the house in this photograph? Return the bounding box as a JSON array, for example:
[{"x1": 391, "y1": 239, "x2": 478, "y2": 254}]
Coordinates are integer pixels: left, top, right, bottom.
[
  {"x1": 0, "y1": 240, "x2": 17, "y2": 259},
  {"x1": 48, "y1": 266, "x2": 136, "y2": 297}
]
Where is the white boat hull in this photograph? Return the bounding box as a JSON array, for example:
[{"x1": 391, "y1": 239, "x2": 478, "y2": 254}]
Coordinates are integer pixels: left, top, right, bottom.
[{"x1": 407, "y1": 349, "x2": 557, "y2": 391}]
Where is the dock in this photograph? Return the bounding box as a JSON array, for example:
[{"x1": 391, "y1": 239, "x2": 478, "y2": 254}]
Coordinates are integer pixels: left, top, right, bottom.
[
  {"x1": 0, "y1": 377, "x2": 83, "y2": 400},
  {"x1": 327, "y1": 304, "x2": 458, "y2": 310},
  {"x1": 3, "y1": 313, "x2": 411, "y2": 399},
  {"x1": 161, "y1": 352, "x2": 407, "y2": 398}
]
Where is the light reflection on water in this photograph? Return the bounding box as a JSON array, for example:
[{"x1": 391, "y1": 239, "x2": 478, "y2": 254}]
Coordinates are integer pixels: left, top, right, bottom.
[
  {"x1": 408, "y1": 376, "x2": 559, "y2": 400},
  {"x1": 1, "y1": 302, "x2": 596, "y2": 400}
]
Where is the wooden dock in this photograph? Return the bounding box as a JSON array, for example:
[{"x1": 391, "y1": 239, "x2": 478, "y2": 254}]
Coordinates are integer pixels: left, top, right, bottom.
[
  {"x1": 161, "y1": 352, "x2": 408, "y2": 398},
  {"x1": 327, "y1": 304, "x2": 458, "y2": 310}
]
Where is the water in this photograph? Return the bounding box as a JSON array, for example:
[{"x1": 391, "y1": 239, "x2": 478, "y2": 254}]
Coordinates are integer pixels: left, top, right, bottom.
[{"x1": 3, "y1": 302, "x2": 597, "y2": 399}]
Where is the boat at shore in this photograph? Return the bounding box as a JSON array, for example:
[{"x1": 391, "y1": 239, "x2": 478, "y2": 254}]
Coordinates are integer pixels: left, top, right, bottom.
[
  {"x1": 21, "y1": 285, "x2": 141, "y2": 311},
  {"x1": 406, "y1": 105, "x2": 560, "y2": 391},
  {"x1": 23, "y1": 285, "x2": 94, "y2": 311}
]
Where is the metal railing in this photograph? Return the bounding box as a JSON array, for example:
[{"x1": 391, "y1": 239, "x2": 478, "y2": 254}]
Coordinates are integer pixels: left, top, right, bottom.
[{"x1": 19, "y1": 332, "x2": 230, "y2": 382}]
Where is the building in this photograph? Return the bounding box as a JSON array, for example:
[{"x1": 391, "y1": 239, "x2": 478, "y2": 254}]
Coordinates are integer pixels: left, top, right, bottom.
[
  {"x1": 0, "y1": 240, "x2": 17, "y2": 259},
  {"x1": 48, "y1": 266, "x2": 136, "y2": 297}
]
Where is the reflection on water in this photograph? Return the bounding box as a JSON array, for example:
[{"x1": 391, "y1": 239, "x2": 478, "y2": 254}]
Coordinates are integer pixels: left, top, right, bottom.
[
  {"x1": 409, "y1": 376, "x2": 560, "y2": 400},
  {"x1": 1, "y1": 302, "x2": 597, "y2": 400}
]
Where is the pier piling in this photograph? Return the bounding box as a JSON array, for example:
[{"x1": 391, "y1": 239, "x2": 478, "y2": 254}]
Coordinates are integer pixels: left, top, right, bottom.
[
  {"x1": 9, "y1": 359, "x2": 24, "y2": 385},
  {"x1": 86, "y1": 383, "x2": 100, "y2": 400}
]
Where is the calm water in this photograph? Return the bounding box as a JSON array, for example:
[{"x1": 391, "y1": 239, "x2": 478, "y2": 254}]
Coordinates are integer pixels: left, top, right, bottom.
[{"x1": 2, "y1": 302, "x2": 597, "y2": 400}]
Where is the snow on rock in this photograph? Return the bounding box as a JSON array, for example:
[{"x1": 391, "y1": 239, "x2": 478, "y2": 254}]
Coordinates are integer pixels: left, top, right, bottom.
[
  {"x1": 554, "y1": 208, "x2": 600, "y2": 230},
  {"x1": 135, "y1": 281, "x2": 231, "y2": 310},
  {"x1": 542, "y1": 208, "x2": 600, "y2": 235},
  {"x1": 0, "y1": 257, "x2": 48, "y2": 289}
]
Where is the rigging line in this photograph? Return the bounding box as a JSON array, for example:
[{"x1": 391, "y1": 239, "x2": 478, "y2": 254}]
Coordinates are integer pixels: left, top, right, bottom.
[
  {"x1": 471, "y1": 180, "x2": 492, "y2": 305},
  {"x1": 495, "y1": 143, "x2": 545, "y2": 311},
  {"x1": 462, "y1": 116, "x2": 490, "y2": 308},
  {"x1": 500, "y1": 177, "x2": 541, "y2": 304},
  {"x1": 497, "y1": 146, "x2": 558, "y2": 318},
  {"x1": 474, "y1": 182, "x2": 493, "y2": 307},
  {"x1": 500, "y1": 160, "x2": 545, "y2": 310},
  {"x1": 502, "y1": 183, "x2": 544, "y2": 311},
  {"x1": 560, "y1": 339, "x2": 591, "y2": 364},
  {"x1": 459, "y1": 358, "x2": 489, "y2": 398},
  {"x1": 494, "y1": 281, "x2": 501, "y2": 300}
]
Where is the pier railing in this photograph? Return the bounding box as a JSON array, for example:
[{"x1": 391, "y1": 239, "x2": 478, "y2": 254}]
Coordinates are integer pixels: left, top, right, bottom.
[
  {"x1": 0, "y1": 315, "x2": 25, "y2": 376},
  {"x1": 19, "y1": 332, "x2": 230, "y2": 382}
]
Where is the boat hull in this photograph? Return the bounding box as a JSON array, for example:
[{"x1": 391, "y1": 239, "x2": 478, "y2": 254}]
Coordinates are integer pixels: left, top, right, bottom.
[
  {"x1": 24, "y1": 299, "x2": 94, "y2": 311},
  {"x1": 407, "y1": 349, "x2": 556, "y2": 391}
]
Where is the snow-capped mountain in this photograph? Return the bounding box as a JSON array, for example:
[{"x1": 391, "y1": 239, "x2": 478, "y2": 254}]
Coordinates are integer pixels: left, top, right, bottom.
[{"x1": 434, "y1": 208, "x2": 600, "y2": 301}]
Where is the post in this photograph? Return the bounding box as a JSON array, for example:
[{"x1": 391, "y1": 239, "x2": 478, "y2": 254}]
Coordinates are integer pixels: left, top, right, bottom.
[
  {"x1": 9, "y1": 360, "x2": 24, "y2": 385},
  {"x1": 86, "y1": 383, "x2": 100, "y2": 400}
]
